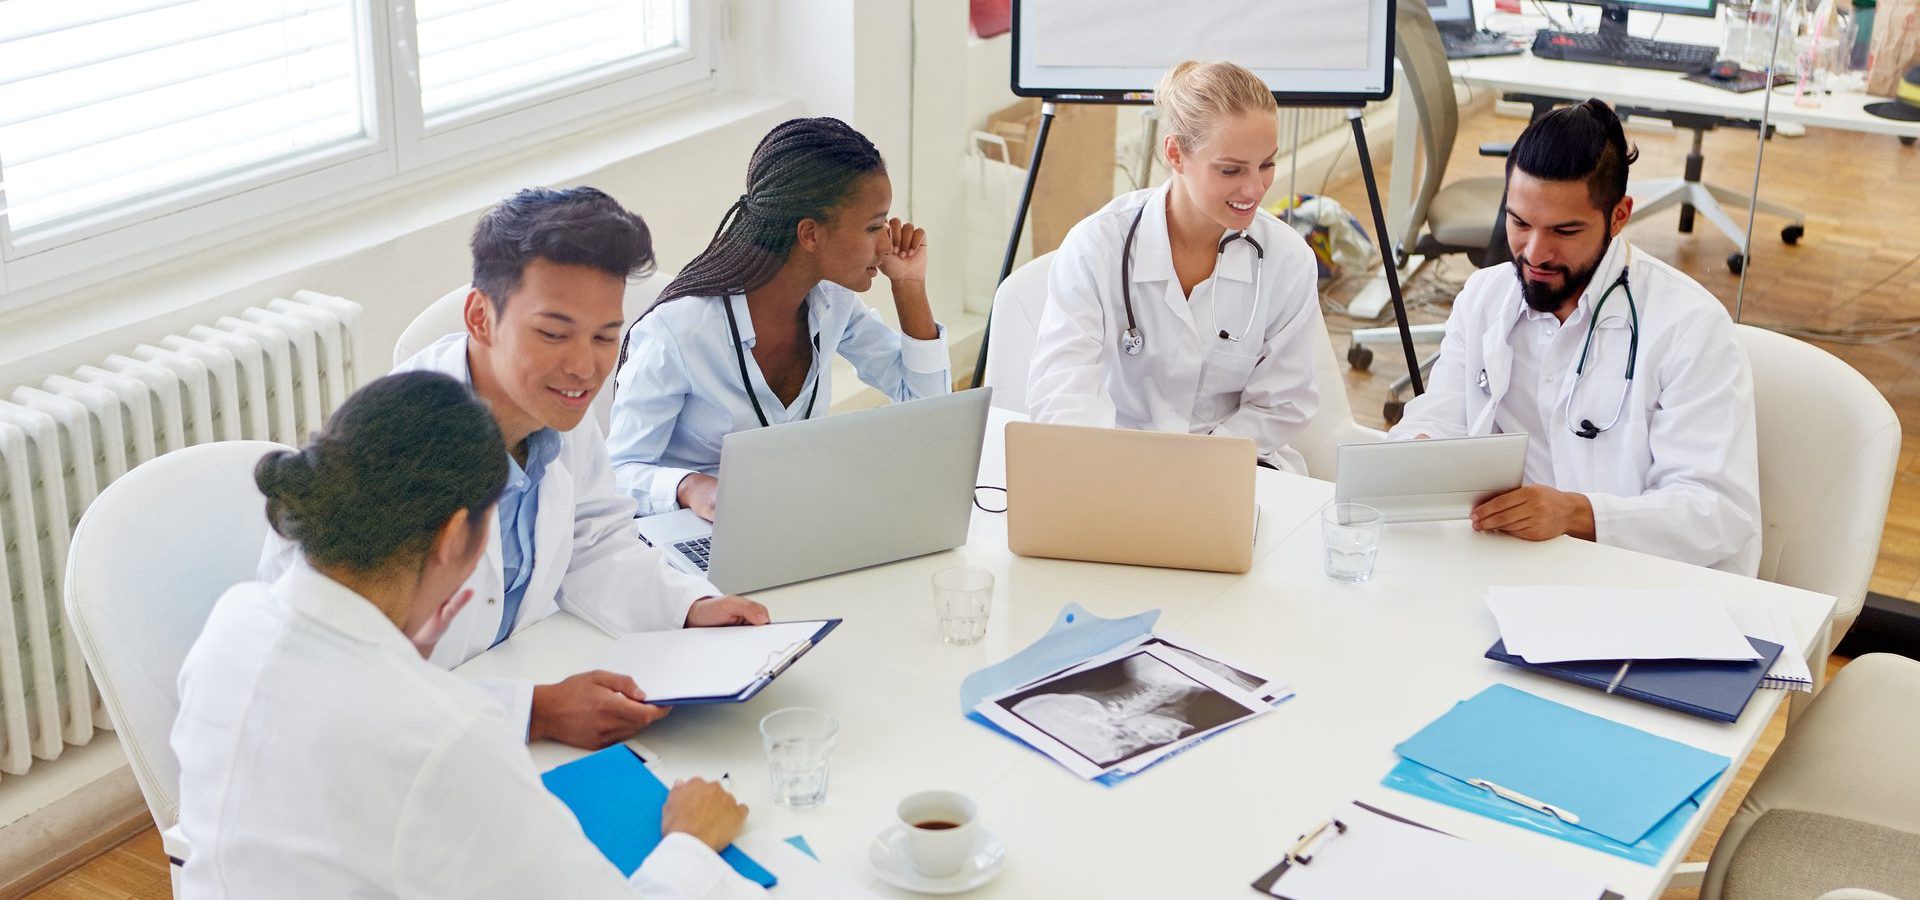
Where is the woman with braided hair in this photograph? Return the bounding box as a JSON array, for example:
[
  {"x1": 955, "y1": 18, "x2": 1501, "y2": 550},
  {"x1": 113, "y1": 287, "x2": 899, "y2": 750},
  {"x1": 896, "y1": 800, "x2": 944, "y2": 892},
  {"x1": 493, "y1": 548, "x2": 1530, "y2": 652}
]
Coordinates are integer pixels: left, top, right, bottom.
[{"x1": 608, "y1": 117, "x2": 950, "y2": 519}]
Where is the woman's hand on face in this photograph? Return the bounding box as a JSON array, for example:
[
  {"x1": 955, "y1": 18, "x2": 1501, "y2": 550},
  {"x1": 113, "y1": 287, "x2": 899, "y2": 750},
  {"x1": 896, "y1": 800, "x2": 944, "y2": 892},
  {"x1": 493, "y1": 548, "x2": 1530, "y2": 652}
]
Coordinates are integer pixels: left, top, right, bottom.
[{"x1": 878, "y1": 218, "x2": 928, "y2": 284}]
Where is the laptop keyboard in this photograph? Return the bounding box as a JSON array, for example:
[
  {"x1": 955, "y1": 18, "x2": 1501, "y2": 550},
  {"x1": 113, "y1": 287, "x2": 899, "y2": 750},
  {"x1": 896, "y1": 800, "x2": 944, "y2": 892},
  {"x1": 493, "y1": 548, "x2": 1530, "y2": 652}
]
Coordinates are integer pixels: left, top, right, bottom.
[{"x1": 673, "y1": 536, "x2": 713, "y2": 572}]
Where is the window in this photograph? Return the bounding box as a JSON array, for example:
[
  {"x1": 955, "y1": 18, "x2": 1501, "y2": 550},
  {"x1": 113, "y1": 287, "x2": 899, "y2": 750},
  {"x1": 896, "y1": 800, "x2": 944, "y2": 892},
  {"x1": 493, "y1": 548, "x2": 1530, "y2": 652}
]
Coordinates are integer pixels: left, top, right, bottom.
[{"x1": 0, "y1": 0, "x2": 712, "y2": 306}]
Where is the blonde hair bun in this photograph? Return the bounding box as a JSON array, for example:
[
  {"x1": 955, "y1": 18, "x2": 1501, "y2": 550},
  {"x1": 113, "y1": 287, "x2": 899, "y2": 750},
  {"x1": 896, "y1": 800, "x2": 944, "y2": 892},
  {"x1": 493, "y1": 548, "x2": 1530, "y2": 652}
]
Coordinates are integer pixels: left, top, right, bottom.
[{"x1": 1154, "y1": 61, "x2": 1278, "y2": 152}]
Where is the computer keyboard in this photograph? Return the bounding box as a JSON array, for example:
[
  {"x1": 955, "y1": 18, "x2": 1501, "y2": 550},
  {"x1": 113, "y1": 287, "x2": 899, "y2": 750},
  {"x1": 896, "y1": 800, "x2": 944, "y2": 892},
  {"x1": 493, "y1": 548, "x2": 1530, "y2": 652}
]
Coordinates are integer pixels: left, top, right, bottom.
[
  {"x1": 673, "y1": 536, "x2": 712, "y2": 571},
  {"x1": 1531, "y1": 30, "x2": 1719, "y2": 73}
]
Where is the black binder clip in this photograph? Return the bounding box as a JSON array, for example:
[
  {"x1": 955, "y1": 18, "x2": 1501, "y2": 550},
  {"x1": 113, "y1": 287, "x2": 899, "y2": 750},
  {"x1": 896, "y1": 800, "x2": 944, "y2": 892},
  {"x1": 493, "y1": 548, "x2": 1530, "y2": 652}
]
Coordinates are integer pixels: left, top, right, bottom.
[{"x1": 1287, "y1": 817, "x2": 1348, "y2": 865}]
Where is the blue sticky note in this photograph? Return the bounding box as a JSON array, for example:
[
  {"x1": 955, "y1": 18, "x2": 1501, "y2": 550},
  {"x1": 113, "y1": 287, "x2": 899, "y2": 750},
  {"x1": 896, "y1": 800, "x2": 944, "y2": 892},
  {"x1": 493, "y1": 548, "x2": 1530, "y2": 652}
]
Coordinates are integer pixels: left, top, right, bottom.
[
  {"x1": 541, "y1": 746, "x2": 776, "y2": 888},
  {"x1": 783, "y1": 834, "x2": 817, "y2": 860},
  {"x1": 1393, "y1": 684, "x2": 1728, "y2": 846}
]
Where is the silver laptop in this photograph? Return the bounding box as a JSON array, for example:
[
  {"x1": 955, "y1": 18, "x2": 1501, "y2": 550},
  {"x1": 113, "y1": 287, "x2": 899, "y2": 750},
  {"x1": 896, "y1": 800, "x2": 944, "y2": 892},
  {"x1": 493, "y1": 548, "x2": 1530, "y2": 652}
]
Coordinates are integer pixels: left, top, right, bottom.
[
  {"x1": 636, "y1": 388, "x2": 992, "y2": 594},
  {"x1": 1335, "y1": 433, "x2": 1528, "y2": 522}
]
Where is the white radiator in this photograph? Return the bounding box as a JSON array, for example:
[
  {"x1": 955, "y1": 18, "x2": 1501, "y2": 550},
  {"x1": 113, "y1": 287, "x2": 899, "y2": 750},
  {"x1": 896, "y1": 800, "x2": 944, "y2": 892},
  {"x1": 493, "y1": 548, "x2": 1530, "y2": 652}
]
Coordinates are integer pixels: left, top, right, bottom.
[{"x1": 0, "y1": 290, "x2": 361, "y2": 780}]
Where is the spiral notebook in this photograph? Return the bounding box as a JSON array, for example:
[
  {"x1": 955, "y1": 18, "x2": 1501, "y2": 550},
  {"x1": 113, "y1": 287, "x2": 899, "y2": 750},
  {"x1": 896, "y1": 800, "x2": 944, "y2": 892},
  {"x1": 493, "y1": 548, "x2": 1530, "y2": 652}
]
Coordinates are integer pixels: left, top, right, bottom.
[{"x1": 1728, "y1": 605, "x2": 1813, "y2": 692}]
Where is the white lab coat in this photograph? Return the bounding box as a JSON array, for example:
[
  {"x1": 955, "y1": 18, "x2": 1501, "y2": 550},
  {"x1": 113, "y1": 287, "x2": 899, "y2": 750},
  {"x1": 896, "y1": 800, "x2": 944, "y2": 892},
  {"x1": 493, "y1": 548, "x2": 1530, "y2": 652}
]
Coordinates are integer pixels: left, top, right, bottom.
[
  {"x1": 173, "y1": 562, "x2": 764, "y2": 899},
  {"x1": 260, "y1": 334, "x2": 720, "y2": 733},
  {"x1": 1391, "y1": 237, "x2": 1761, "y2": 575},
  {"x1": 1026, "y1": 183, "x2": 1321, "y2": 473}
]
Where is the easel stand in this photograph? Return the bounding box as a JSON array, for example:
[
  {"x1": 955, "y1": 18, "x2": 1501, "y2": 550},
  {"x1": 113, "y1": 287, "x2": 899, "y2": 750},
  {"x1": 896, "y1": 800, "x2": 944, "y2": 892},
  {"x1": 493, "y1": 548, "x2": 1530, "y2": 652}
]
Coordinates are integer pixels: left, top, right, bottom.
[{"x1": 969, "y1": 100, "x2": 1423, "y2": 399}]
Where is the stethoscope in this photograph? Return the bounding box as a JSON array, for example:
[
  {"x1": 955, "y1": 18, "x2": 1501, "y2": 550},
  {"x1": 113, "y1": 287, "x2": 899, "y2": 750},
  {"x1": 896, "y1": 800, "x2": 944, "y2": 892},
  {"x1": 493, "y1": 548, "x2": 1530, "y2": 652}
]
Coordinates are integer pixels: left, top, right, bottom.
[
  {"x1": 723, "y1": 296, "x2": 819, "y2": 428},
  {"x1": 1118, "y1": 201, "x2": 1264, "y2": 356},
  {"x1": 1562, "y1": 256, "x2": 1640, "y2": 440}
]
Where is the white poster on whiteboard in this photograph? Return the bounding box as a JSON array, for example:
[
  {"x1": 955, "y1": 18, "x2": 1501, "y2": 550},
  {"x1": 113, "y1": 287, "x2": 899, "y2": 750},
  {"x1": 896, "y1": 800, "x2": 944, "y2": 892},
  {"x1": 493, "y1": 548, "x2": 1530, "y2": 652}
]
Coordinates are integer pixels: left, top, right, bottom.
[
  {"x1": 1031, "y1": 0, "x2": 1369, "y2": 71},
  {"x1": 1013, "y1": 0, "x2": 1392, "y2": 102}
]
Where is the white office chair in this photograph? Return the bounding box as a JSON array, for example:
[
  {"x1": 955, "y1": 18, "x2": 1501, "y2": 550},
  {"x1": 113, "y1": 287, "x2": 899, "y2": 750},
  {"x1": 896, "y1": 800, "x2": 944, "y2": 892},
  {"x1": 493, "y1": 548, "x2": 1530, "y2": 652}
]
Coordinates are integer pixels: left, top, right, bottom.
[
  {"x1": 980, "y1": 251, "x2": 1383, "y2": 480},
  {"x1": 1700, "y1": 653, "x2": 1920, "y2": 900},
  {"x1": 1736, "y1": 325, "x2": 1901, "y2": 668},
  {"x1": 392, "y1": 271, "x2": 672, "y2": 434},
  {"x1": 980, "y1": 250, "x2": 1057, "y2": 415},
  {"x1": 63, "y1": 440, "x2": 288, "y2": 893}
]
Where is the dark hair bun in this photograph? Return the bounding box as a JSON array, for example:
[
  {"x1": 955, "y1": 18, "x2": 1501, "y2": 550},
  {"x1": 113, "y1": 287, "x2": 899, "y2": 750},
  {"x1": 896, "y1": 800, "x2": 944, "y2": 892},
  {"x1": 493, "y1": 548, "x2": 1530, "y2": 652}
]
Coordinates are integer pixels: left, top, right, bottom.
[{"x1": 259, "y1": 372, "x2": 509, "y2": 572}]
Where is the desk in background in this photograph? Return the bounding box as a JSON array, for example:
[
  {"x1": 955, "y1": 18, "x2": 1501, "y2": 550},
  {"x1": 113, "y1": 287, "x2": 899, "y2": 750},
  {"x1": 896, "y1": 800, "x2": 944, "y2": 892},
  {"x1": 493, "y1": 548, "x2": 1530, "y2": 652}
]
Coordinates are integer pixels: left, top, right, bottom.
[{"x1": 458, "y1": 408, "x2": 1835, "y2": 898}]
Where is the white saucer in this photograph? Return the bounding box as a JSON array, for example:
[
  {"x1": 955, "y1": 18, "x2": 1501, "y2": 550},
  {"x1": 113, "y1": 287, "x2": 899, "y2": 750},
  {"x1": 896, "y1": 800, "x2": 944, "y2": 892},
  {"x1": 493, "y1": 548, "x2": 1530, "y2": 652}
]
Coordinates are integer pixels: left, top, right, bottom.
[{"x1": 867, "y1": 824, "x2": 1006, "y2": 894}]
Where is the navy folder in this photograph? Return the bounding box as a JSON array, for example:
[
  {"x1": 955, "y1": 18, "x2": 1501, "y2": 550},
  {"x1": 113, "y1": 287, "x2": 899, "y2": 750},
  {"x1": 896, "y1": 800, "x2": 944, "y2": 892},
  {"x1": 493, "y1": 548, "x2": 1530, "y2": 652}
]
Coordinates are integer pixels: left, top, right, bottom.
[{"x1": 1485, "y1": 636, "x2": 1784, "y2": 724}]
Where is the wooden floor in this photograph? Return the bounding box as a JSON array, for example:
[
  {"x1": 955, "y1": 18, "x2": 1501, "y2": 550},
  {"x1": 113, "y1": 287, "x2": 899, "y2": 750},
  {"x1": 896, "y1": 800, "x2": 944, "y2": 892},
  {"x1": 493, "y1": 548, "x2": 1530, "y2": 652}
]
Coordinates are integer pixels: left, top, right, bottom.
[{"x1": 21, "y1": 107, "x2": 1919, "y2": 900}]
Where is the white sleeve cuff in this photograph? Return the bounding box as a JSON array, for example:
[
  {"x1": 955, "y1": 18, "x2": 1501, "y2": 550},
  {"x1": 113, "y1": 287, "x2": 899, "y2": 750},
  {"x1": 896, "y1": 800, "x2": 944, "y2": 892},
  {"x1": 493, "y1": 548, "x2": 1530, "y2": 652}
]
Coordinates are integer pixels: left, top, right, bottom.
[
  {"x1": 630, "y1": 832, "x2": 766, "y2": 898},
  {"x1": 899, "y1": 323, "x2": 949, "y2": 374},
  {"x1": 643, "y1": 467, "x2": 700, "y2": 517}
]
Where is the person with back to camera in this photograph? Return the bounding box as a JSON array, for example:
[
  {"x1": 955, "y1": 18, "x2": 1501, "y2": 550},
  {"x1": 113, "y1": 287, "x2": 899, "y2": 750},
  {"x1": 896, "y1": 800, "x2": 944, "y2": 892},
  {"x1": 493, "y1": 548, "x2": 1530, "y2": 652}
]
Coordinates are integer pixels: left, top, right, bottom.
[
  {"x1": 1026, "y1": 60, "x2": 1321, "y2": 472},
  {"x1": 176, "y1": 371, "x2": 765, "y2": 898}
]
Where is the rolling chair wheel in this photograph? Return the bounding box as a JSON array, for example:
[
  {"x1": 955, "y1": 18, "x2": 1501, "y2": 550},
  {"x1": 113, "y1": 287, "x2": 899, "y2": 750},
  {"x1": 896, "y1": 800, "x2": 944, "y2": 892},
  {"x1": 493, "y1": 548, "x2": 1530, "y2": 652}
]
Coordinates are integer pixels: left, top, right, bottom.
[
  {"x1": 1903, "y1": 136, "x2": 1917, "y2": 147},
  {"x1": 1347, "y1": 343, "x2": 1375, "y2": 371},
  {"x1": 1727, "y1": 253, "x2": 1745, "y2": 275},
  {"x1": 1383, "y1": 400, "x2": 1405, "y2": 427},
  {"x1": 1782, "y1": 224, "x2": 1804, "y2": 245}
]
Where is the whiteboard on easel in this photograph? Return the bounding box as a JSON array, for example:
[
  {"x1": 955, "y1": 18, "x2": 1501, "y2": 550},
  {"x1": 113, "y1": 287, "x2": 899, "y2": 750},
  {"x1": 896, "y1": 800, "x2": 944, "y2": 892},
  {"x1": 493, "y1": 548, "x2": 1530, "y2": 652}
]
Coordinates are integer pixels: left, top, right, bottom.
[{"x1": 1012, "y1": 0, "x2": 1396, "y2": 104}]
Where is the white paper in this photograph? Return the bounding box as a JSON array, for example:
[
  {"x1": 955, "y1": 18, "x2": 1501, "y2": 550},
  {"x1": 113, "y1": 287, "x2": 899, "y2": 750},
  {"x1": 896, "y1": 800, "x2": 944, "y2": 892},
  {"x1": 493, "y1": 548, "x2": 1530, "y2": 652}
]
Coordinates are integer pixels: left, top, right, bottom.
[
  {"x1": 1485, "y1": 586, "x2": 1761, "y2": 664},
  {"x1": 1728, "y1": 604, "x2": 1814, "y2": 690},
  {"x1": 976, "y1": 644, "x2": 1272, "y2": 780},
  {"x1": 588, "y1": 621, "x2": 829, "y2": 703},
  {"x1": 730, "y1": 833, "x2": 882, "y2": 899},
  {"x1": 1030, "y1": 0, "x2": 1370, "y2": 71},
  {"x1": 1268, "y1": 803, "x2": 1608, "y2": 900}
]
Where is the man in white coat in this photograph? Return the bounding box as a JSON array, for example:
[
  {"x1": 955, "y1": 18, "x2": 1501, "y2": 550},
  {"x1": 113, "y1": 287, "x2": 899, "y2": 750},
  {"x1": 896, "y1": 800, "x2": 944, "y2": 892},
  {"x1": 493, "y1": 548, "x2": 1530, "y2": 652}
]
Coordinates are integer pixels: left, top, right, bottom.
[
  {"x1": 263, "y1": 187, "x2": 769, "y2": 748},
  {"x1": 1390, "y1": 99, "x2": 1761, "y2": 575}
]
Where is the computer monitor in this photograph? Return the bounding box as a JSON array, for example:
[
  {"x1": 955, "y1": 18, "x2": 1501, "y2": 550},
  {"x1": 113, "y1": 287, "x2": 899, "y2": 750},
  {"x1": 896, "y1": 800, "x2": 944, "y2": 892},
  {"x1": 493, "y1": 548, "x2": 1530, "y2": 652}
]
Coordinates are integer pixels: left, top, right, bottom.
[
  {"x1": 1565, "y1": 0, "x2": 1716, "y2": 15},
  {"x1": 1565, "y1": 0, "x2": 1716, "y2": 40},
  {"x1": 1424, "y1": 0, "x2": 1476, "y2": 26}
]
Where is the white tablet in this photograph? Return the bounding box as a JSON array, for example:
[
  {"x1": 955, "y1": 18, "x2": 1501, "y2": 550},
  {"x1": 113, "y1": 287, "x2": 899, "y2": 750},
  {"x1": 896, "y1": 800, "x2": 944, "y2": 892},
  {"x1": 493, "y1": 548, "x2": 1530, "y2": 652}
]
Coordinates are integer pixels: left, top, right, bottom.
[{"x1": 1335, "y1": 433, "x2": 1528, "y2": 523}]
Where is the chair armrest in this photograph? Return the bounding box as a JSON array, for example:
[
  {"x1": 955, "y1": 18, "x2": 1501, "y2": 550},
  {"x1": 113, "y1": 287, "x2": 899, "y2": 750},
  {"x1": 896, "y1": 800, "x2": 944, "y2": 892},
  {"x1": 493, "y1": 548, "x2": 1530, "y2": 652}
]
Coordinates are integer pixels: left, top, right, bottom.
[
  {"x1": 1478, "y1": 142, "x2": 1513, "y2": 157},
  {"x1": 162, "y1": 822, "x2": 190, "y2": 866}
]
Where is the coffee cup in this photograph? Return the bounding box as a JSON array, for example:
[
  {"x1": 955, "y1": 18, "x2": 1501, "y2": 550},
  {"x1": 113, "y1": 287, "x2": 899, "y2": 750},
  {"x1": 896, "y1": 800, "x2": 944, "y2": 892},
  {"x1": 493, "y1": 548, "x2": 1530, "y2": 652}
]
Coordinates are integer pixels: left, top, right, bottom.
[{"x1": 895, "y1": 790, "x2": 978, "y2": 878}]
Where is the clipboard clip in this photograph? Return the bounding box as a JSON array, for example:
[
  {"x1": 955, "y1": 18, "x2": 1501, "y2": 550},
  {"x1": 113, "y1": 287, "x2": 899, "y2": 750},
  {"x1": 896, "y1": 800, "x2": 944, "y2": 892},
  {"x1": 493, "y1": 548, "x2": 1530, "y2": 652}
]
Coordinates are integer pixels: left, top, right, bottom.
[
  {"x1": 1467, "y1": 778, "x2": 1582, "y2": 825},
  {"x1": 1286, "y1": 817, "x2": 1347, "y2": 865},
  {"x1": 756, "y1": 640, "x2": 811, "y2": 680}
]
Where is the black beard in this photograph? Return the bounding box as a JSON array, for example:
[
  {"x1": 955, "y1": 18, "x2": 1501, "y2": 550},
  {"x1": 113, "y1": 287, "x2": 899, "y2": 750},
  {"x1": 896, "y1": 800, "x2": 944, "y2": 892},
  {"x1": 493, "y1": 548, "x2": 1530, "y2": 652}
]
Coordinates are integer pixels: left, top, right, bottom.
[{"x1": 1512, "y1": 228, "x2": 1612, "y2": 313}]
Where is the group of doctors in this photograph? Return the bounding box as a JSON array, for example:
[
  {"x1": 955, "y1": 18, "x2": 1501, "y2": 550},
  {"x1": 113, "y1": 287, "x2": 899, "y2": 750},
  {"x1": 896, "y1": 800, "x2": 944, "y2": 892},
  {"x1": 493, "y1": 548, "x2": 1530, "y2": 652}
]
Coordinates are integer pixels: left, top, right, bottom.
[{"x1": 167, "y1": 59, "x2": 1759, "y2": 899}]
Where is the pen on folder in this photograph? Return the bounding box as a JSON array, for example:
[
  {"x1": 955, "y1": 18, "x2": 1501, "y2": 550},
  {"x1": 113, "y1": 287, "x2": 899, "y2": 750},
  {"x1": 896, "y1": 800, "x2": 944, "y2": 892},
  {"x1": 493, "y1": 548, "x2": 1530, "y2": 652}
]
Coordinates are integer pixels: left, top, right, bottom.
[{"x1": 1605, "y1": 660, "x2": 1633, "y2": 694}]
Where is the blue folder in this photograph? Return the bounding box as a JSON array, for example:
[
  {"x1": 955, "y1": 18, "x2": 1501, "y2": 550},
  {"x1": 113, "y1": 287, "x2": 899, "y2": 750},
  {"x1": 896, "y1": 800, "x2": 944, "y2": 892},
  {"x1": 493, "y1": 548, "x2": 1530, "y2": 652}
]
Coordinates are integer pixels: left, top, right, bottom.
[
  {"x1": 1385, "y1": 684, "x2": 1729, "y2": 864},
  {"x1": 541, "y1": 746, "x2": 776, "y2": 887},
  {"x1": 1486, "y1": 636, "x2": 1784, "y2": 724}
]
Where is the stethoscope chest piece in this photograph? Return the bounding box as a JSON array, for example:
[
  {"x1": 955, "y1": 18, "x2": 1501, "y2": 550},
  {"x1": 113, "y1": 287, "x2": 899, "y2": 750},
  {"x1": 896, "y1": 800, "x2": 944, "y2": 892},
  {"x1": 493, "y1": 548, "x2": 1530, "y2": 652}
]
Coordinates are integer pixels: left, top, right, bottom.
[{"x1": 1121, "y1": 328, "x2": 1144, "y2": 356}]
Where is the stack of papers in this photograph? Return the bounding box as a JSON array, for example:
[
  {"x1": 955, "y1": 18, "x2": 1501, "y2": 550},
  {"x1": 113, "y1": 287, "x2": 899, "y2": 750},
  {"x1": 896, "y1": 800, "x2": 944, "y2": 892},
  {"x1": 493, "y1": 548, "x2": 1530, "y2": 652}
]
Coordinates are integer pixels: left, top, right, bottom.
[
  {"x1": 1252, "y1": 802, "x2": 1611, "y2": 900},
  {"x1": 1484, "y1": 587, "x2": 1761, "y2": 663}
]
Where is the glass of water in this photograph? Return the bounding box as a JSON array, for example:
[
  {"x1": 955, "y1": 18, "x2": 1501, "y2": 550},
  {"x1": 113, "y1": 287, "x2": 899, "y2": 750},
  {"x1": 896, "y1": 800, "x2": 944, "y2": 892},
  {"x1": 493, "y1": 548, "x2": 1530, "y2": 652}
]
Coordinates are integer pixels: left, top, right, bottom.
[
  {"x1": 759, "y1": 707, "x2": 838, "y2": 809},
  {"x1": 1321, "y1": 502, "x2": 1383, "y2": 584},
  {"x1": 931, "y1": 566, "x2": 994, "y2": 645}
]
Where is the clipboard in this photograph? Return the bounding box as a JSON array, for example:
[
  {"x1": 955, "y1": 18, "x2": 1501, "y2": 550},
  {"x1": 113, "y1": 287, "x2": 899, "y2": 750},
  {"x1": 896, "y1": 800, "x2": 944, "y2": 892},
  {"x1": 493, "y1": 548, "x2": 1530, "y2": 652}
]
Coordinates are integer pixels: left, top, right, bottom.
[
  {"x1": 589, "y1": 619, "x2": 841, "y2": 706},
  {"x1": 1250, "y1": 802, "x2": 1622, "y2": 900}
]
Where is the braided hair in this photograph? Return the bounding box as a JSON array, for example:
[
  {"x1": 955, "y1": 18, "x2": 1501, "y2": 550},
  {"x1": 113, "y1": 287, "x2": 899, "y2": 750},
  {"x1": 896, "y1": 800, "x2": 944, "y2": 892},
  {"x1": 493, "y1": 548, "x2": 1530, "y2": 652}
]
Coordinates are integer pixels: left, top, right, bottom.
[{"x1": 618, "y1": 117, "x2": 885, "y2": 372}]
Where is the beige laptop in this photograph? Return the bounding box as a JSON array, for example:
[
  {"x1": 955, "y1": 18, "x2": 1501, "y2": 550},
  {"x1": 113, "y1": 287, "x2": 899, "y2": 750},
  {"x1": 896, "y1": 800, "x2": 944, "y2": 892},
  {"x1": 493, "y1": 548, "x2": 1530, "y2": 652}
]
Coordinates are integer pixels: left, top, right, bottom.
[{"x1": 1005, "y1": 421, "x2": 1258, "y2": 573}]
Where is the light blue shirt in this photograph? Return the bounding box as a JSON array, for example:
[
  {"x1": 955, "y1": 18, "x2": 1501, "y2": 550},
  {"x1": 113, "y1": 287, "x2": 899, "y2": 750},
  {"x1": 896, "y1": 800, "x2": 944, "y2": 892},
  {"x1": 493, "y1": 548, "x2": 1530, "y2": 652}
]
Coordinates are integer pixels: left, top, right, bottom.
[
  {"x1": 609, "y1": 283, "x2": 950, "y2": 514},
  {"x1": 459, "y1": 353, "x2": 563, "y2": 648}
]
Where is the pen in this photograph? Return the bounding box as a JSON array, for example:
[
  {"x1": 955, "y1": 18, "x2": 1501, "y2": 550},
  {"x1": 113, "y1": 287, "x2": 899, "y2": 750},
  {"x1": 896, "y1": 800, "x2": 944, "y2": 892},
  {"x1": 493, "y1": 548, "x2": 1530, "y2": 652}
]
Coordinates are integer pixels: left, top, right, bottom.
[{"x1": 1605, "y1": 660, "x2": 1633, "y2": 694}]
